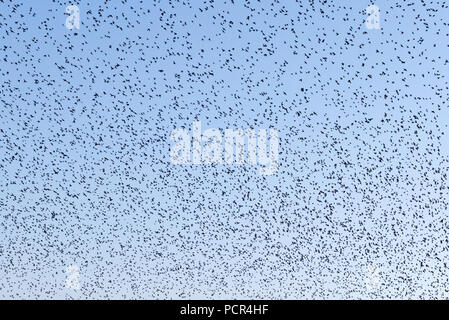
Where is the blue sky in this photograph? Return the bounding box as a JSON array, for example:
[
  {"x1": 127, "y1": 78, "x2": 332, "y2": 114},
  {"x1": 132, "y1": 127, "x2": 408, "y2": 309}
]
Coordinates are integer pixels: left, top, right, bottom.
[{"x1": 1, "y1": 0, "x2": 449, "y2": 299}]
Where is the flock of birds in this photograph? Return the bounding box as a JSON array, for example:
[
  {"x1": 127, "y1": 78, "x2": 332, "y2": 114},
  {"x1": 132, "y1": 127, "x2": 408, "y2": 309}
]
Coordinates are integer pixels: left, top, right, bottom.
[{"x1": 0, "y1": 0, "x2": 449, "y2": 299}]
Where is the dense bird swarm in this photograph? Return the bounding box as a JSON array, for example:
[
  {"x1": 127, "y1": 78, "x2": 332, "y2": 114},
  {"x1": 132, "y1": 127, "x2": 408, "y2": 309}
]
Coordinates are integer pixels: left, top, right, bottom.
[{"x1": 1, "y1": 0, "x2": 449, "y2": 299}]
